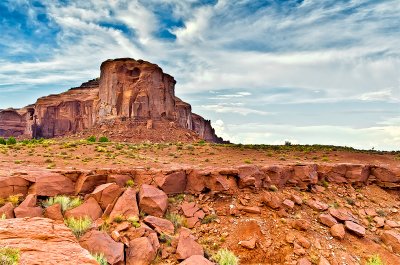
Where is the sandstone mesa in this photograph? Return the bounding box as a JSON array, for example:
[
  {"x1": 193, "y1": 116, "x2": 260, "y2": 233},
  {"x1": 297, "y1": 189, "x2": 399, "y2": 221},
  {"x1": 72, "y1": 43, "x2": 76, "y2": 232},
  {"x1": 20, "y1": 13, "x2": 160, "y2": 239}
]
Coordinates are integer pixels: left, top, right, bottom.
[{"x1": 0, "y1": 58, "x2": 223, "y2": 143}]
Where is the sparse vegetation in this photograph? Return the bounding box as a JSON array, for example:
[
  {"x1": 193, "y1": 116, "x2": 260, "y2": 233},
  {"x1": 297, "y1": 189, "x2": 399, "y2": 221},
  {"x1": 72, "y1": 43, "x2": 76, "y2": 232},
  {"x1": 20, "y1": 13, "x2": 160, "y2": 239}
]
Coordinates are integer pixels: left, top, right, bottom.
[
  {"x1": 0, "y1": 247, "x2": 20, "y2": 265},
  {"x1": 366, "y1": 255, "x2": 384, "y2": 265},
  {"x1": 0, "y1": 138, "x2": 6, "y2": 145},
  {"x1": 201, "y1": 214, "x2": 218, "y2": 224},
  {"x1": 7, "y1": 195, "x2": 21, "y2": 206},
  {"x1": 6, "y1": 137, "x2": 16, "y2": 145},
  {"x1": 92, "y1": 253, "x2": 107, "y2": 265},
  {"x1": 98, "y1": 136, "x2": 109, "y2": 143},
  {"x1": 212, "y1": 248, "x2": 239, "y2": 265},
  {"x1": 127, "y1": 216, "x2": 141, "y2": 228},
  {"x1": 87, "y1": 136, "x2": 96, "y2": 142},
  {"x1": 1, "y1": 213, "x2": 6, "y2": 220},
  {"x1": 165, "y1": 212, "x2": 187, "y2": 230},
  {"x1": 64, "y1": 216, "x2": 92, "y2": 237},
  {"x1": 43, "y1": 196, "x2": 82, "y2": 212},
  {"x1": 125, "y1": 179, "x2": 135, "y2": 187},
  {"x1": 113, "y1": 214, "x2": 125, "y2": 223}
]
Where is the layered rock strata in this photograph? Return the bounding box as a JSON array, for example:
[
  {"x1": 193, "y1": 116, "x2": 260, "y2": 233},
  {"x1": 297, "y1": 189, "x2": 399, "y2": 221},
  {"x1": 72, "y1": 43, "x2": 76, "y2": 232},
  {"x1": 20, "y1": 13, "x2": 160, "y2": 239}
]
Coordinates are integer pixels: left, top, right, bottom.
[{"x1": 0, "y1": 59, "x2": 222, "y2": 142}]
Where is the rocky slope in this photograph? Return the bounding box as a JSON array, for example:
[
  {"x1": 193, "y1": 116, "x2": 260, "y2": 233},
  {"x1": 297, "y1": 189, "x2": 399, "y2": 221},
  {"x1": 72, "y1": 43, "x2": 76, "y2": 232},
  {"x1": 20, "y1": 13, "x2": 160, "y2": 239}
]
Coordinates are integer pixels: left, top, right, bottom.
[{"x1": 0, "y1": 58, "x2": 223, "y2": 143}]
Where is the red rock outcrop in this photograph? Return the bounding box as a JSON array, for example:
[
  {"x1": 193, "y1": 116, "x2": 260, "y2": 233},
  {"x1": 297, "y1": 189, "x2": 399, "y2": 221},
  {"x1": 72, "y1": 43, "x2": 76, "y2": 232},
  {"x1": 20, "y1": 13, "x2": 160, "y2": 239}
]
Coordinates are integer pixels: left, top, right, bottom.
[{"x1": 0, "y1": 59, "x2": 224, "y2": 143}]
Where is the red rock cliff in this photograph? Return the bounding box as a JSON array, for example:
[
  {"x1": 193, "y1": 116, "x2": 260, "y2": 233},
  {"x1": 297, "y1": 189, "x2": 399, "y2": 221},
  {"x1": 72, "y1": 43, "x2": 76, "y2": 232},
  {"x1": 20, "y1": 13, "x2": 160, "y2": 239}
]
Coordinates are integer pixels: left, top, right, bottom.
[{"x1": 0, "y1": 58, "x2": 224, "y2": 143}]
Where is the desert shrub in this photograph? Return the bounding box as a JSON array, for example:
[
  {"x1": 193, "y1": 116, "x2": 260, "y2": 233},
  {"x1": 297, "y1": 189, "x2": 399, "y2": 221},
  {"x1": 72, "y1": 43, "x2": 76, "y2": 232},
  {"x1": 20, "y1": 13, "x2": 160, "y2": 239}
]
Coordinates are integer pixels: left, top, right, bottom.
[
  {"x1": 125, "y1": 179, "x2": 135, "y2": 187},
  {"x1": 0, "y1": 247, "x2": 20, "y2": 265},
  {"x1": 43, "y1": 196, "x2": 82, "y2": 212},
  {"x1": 64, "y1": 216, "x2": 92, "y2": 237},
  {"x1": 92, "y1": 253, "x2": 107, "y2": 265},
  {"x1": 165, "y1": 212, "x2": 186, "y2": 230},
  {"x1": 212, "y1": 248, "x2": 239, "y2": 265},
  {"x1": 201, "y1": 214, "x2": 218, "y2": 224},
  {"x1": 366, "y1": 255, "x2": 384, "y2": 265},
  {"x1": 113, "y1": 214, "x2": 125, "y2": 223},
  {"x1": 127, "y1": 216, "x2": 141, "y2": 228},
  {"x1": 87, "y1": 136, "x2": 96, "y2": 142},
  {"x1": 7, "y1": 195, "x2": 21, "y2": 206},
  {"x1": 1, "y1": 213, "x2": 6, "y2": 220},
  {"x1": 243, "y1": 159, "x2": 252, "y2": 164},
  {"x1": 198, "y1": 139, "x2": 206, "y2": 145},
  {"x1": 6, "y1": 137, "x2": 16, "y2": 145},
  {"x1": 98, "y1": 136, "x2": 109, "y2": 143},
  {"x1": 0, "y1": 138, "x2": 6, "y2": 145}
]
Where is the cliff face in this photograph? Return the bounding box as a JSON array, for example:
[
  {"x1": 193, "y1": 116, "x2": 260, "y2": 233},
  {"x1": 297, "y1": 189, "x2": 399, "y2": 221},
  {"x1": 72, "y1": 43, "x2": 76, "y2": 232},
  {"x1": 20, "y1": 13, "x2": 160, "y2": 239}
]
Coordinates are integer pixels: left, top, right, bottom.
[{"x1": 0, "y1": 58, "x2": 224, "y2": 143}]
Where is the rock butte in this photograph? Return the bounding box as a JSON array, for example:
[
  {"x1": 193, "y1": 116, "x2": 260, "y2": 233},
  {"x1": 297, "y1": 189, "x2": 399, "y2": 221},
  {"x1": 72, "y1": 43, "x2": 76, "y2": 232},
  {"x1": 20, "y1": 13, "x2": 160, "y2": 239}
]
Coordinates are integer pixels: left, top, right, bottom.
[{"x1": 0, "y1": 58, "x2": 223, "y2": 143}]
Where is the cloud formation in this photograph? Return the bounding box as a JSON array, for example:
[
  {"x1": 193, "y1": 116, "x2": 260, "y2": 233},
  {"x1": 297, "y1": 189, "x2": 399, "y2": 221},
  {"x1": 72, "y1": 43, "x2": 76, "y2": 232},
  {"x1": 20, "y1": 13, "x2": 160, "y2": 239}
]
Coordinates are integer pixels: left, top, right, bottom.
[{"x1": 0, "y1": 0, "x2": 399, "y2": 150}]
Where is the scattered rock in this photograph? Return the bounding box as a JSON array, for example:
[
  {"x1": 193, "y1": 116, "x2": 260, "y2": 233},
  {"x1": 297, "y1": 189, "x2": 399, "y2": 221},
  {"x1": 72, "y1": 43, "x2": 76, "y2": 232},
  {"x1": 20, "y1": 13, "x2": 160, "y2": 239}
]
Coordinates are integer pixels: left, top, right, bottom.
[
  {"x1": 109, "y1": 187, "x2": 139, "y2": 220},
  {"x1": 139, "y1": 184, "x2": 168, "y2": 217},
  {"x1": 90, "y1": 183, "x2": 123, "y2": 210},
  {"x1": 144, "y1": 216, "x2": 175, "y2": 235},
  {"x1": 330, "y1": 224, "x2": 346, "y2": 240},
  {"x1": 307, "y1": 200, "x2": 328, "y2": 211},
  {"x1": 291, "y1": 194, "x2": 303, "y2": 205},
  {"x1": 14, "y1": 194, "x2": 43, "y2": 218},
  {"x1": 79, "y1": 230, "x2": 124, "y2": 265},
  {"x1": 282, "y1": 199, "x2": 295, "y2": 210},
  {"x1": 292, "y1": 219, "x2": 311, "y2": 231},
  {"x1": 262, "y1": 192, "x2": 282, "y2": 209},
  {"x1": 240, "y1": 206, "x2": 261, "y2": 214},
  {"x1": 180, "y1": 255, "x2": 214, "y2": 265},
  {"x1": 344, "y1": 221, "x2": 365, "y2": 237},
  {"x1": 176, "y1": 228, "x2": 204, "y2": 260},
  {"x1": 44, "y1": 203, "x2": 64, "y2": 221},
  {"x1": 181, "y1": 202, "x2": 200, "y2": 217},
  {"x1": 328, "y1": 208, "x2": 358, "y2": 223},
  {"x1": 297, "y1": 236, "x2": 311, "y2": 249},
  {"x1": 155, "y1": 171, "x2": 187, "y2": 194},
  {"x1": 0, "y1": 202, "x2": 14, "y2": 219},
  {"x1": 319, "y1": 257, "x2": 331, "y2": 265},
  {"x1": 126, "y1": 237, "x2": 156, "y2": 265},
  {"x1": 64, "y1": 197, "x2": 103, "y2": 221},
  {"x1": 297, "y1": 257, "x2": 312, "y2": 265},
  {"x1": 373, "y1": 216, "x2": 385, "y2": 228},
  {"x1": 239, "y1": 238, "x2": 257, "y2": 249},
  {"x1": 318, "y1": 214, "x2": 338, "y2": 227},
  {"x1": 386, "y1": 220, "x2": 400, "y2": 228},
  {"x1": 381, "y1": 230, "x2": 400, "y2": 253}
]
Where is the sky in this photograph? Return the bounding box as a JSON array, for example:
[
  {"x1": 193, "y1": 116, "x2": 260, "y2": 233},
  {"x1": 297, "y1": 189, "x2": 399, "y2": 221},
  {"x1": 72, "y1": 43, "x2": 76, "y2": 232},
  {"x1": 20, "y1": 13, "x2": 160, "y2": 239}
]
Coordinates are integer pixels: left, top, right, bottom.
[{"x1": 0, "y1": 0, "x2": 399, "y2": 150}]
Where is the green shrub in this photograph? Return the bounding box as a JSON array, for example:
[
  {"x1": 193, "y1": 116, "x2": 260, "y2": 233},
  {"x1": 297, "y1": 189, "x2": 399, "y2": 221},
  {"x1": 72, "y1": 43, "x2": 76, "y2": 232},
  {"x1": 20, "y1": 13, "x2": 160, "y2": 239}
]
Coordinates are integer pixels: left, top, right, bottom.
[
  {"x1": 0, "y1": 247, "x2": 20, "y2": 265},
  {"x1": 0, "y1": 138, "x2": 6, "y2": 145},
  {"x1": 6, "y1": 137, "x2": 16, "y2": 145},
  {"x1": 64, "y1": 216, "x2": 92, "y2": 237},
  {"x1": 201, "y1": 214, "x2": 218, "y2": 224},
  {"x1": 125, "y1": 179, "x2": 135, "y2": 187},
  {"x1": 92, "y1": 253, "x2": 107, "y2": 265},
  {"x1": 43, "y1": 196, "x2": 82, "y2": 212},
  {"x1": 113, "y1": 215, "x2": 125, "y2": 223},
  {"x1": 212, "y1": 249, "x2": 239, "y2": 265},
  {"x1": 127, "y1": 216, "x2": 141, "y2": 228},
  {"x1": 165, "y1": 212, "x2": 186, "y2": 230},
  {"x1": 7, "y1": 195, "x2": 21, "y2": 206},
  {"x1": 366, "y1": 255, "x2": 384, "y2": 265},
  {"x1": 98, "y1": 136, "x2": 109, "y2": 143},
  {"x1": 87, "y1": 136, "x2": 96, "y2": 142}
]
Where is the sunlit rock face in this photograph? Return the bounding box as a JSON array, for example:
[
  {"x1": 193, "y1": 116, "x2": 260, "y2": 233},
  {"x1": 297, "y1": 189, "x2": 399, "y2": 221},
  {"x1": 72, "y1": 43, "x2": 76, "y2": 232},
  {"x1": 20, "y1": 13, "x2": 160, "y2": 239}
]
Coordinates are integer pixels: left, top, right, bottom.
[{"x1": 0, "y1": 58, "x2": 223, "y2": 143}]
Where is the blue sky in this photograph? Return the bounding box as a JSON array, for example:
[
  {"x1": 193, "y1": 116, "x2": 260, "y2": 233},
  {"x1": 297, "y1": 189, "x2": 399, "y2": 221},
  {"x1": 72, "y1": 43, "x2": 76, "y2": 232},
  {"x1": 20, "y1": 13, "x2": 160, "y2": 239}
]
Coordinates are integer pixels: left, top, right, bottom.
[{"x1": 0, "y1": 0, "x2": 399, "y2": 150}]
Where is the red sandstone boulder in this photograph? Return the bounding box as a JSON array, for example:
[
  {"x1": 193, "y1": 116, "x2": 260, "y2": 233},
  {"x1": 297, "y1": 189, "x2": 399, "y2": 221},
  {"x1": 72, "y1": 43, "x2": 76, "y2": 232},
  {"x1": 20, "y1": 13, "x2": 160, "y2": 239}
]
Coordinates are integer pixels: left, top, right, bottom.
[
  {"x1": 344, "y1": 221, "x2": 365, "y2": 237},
  {"x1": 0, "y1": 175, "x2": 30, "y2": 198},
  {"x1": 75, "y1": 173, "x2": 108, "y2": 194},
  {"x1": 237, "y1": 165, "x2": 266, "y2": 189},
  {"x1": 139, "y1": 184, "x2": 168, "y2": 217},
  {"x1": 181, "y1": 202, "x2": 200, "y2": 217},
  {"x1": 381, "y1": 230, "x2": 400, "y2": 253},
  {"x1": 261, "y1": 192, "x2": 282, "y2": 209},
  {"x1": 0, "y1": 202, "x2": 14, "y2": 218},
  {"x1": 292, "y1": 164, "x2": 318, "y2": 188},
  {"x1": 126, "y1": 237, "x2": 156, "y2": 265},
  {"x1": 28, "y1": 172, "x2": 75, "y2": 196},
  {"x1": 14, "y1": 194, "x2": 43, "y2": 218},
  {"x1": 90, "y1": 183, "x2": 123, "y2": 210},
  {"x1": 109, "y1": 187, "x2": 139, "y2": 220},
  {"x1": 0, "y1": 217, "x2": 98, "y2": 264},
  {"x1": 155, "y1": 170, "x2": 187, "y2": 194},
  {"x1": 176, "y1": 228, "x2": 204, "y2": 260},
  {"x1": 292, "y1": 219, "x2": 311, "y2": 231},
  {"x1": 44, "y1": 203, "x2": 64, "y2": 221},
  {"x1": 65, "y1": 197, "x2": 102, "y2": 220},
  {"x1": 107, "y1": 174, "x2": 134, "y2": 187},
  {"x1": 328, "y1": 208, "x2": 358, "y2": 223},
  {"x1": 330, "y1": 224, "x2": 345, "y2": 239},
  {"x1": 180, "y1": 255, "x2": 214, "y2": 265},
  {"x1": 318, "y1": 214, "x2": 338, "y2": 227},
  {"x1": 185, "y1": 170, "x2": 208, "y2": 193},
  {"x1": 307, "y1": 200, "x2": 328, "y2": 211},
  {"x1": 79, "y1": 230, "x2": 124, "y2": 265},
  {"x1": 143, "y1": 216, "x2": 175, "y2": 235},
  {"x1": 371, "y1": 167, "x2": 400, "y2": 183}
]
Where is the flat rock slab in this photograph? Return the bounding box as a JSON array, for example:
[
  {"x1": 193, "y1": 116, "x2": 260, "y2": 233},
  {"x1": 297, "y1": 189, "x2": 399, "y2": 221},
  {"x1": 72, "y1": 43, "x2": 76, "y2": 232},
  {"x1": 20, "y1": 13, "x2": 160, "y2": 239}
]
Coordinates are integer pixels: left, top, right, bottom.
[
  {"x1": 0, "y1": 217, "x2": 97, "y2": 265},
  {"x1": 344, "y1": 221, "x2": 365, "y2": 237}
]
